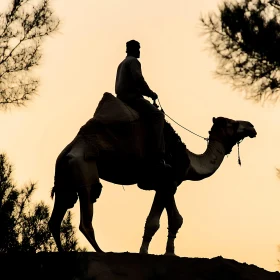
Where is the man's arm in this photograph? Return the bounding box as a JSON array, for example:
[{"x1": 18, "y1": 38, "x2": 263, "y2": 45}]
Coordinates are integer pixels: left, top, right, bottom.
[{"x1": 129, "y1": 59, "x2": 157, "y2": 99}]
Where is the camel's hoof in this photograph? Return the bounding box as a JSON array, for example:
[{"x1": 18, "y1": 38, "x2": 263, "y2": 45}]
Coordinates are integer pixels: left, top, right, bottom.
[
  {"x1": 96, "y1": 249, "x2": 105, "y2": 253},
  {"x1": 164, "y1": 252, "x2": 177, "y2": 257},
  {"x1": 139, "y1": 248, "x2": 148, "y2": 254}
]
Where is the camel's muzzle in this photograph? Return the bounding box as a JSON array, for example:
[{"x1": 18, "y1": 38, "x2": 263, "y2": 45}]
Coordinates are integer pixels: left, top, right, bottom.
[{"x1": 247, "y1": 127, "x2": 257, "y2": 138}]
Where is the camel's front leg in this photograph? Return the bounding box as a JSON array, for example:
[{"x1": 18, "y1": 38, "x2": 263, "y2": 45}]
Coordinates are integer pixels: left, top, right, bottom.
[
  {"x1": 164, "y1": 195, "x2": 183, "y2": 256},
  {"x1": 139, "y1": 191, "x2": 165, "y2": 254}
]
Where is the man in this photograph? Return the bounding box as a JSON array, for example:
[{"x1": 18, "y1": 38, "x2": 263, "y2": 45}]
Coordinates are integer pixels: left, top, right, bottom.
[{"x1": 115, "y1": 40, "x2": 171, "y2": 171}]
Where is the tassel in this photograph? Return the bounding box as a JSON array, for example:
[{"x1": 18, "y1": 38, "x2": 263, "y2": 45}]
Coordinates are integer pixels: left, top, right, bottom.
[{"x1": 237, "y1": 142, "x2": 241, "y2": 166}]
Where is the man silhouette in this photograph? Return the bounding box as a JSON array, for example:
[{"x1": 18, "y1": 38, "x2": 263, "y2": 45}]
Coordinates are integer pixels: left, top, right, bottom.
[{"x1": 115, "y1": 40, "x2": 171, "y2": 171}]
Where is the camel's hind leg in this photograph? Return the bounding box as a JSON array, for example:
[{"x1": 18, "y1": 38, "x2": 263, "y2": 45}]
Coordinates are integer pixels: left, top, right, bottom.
[
  {"x1": 67, "y1": 139, "x2": 103, "y2": 252},
  {"x1": 49, "y1": 141, "x2": 76, "y2": 252},
  {"x1": 48, "y1": 192, "x2": 68, "y2": 252},
  {"x1": 78, "y1": 183, "x2": 103, "y2": 252}
]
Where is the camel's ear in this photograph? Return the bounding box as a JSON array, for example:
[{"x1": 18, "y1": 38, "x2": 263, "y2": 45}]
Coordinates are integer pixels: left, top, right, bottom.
[{"x1": 212, "y1": 117, "x2": 216, "y2": 123}]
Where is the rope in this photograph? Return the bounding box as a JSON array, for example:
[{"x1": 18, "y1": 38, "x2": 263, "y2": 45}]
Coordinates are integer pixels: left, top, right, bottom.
[
  {"x1": 237, "y1": 140, "x2": 243, "y2": 166},
  {"x1": 156, "y1": 98, "x2": 209, "y2": 142}
]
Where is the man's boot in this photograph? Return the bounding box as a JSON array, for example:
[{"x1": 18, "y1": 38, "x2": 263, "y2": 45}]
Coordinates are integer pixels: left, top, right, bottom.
[{"x1": 149, "y1": 153, "x2": 172, "y2": 171}]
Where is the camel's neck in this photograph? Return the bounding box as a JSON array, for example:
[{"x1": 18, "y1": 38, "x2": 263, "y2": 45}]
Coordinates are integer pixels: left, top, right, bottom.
[{"x1": 184, "y1": 140, "x2": 226, "y2": 181}]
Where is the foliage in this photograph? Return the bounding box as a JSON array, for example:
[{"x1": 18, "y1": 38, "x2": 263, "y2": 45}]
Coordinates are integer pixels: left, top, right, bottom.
[
  {"x1": 0, "y1": 0, "x2": 59, "y2": 109},
  {"x1": 0, "y1": 153, "x2": 86, "y2": 252},
  {"x1": 201, "y1": 0, "x2": 280, "y2": 103}
]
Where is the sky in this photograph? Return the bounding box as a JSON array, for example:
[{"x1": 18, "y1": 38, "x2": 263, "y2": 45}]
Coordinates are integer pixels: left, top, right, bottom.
[{"x1": 1, "y1": 0, "x2": 280, "y2": 272}]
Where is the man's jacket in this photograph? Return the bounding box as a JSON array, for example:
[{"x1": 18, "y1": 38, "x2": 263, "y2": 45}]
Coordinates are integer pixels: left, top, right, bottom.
[{"x1": 115, "y1": 56, "x2": 154, "y2": 101}]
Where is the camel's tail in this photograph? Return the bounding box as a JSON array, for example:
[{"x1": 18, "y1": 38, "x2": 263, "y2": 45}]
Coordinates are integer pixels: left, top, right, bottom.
[
  {"x1": 51, "y1": 175, "x2": 58, "y2": 199},
  {"x1": 51, "y1": 186, "x2": 55, "y2": 199}
]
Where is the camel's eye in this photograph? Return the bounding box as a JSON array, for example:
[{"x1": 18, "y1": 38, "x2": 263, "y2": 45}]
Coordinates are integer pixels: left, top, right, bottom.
[
  {"x1": 227, "y1": 121, "x2": 238, "y2": 130},
  {"x1": 233, "y1": 122, "x2": 239, "y2": 130},
  {"x1": 227, "y1": 121, "x2": 239, "y2": 130}
]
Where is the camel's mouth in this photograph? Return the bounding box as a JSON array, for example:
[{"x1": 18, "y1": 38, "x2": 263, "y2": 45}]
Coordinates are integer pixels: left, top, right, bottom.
[
  {"x1": 237, "y1": 121, "x2": 257, "y2": 139},
  {"x1": 239, "y1": 128, "x2": 257, "y2": 140},
  {"x1": 247, "y1": 127, "x2": 257, "y2": 138}
]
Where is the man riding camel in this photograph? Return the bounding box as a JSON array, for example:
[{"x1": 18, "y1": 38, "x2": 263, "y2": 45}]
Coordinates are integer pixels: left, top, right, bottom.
[{"x1": 115, "y1": 40, "x2": 171, "y2": 171}]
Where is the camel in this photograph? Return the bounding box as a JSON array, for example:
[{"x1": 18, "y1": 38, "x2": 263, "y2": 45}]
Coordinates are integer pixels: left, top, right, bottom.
[{"x1": 48, "y1": 92, "x2": 257, "y2": 255}]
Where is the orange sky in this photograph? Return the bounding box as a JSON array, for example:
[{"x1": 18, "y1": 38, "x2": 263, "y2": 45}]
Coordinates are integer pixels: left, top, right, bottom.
[{"x1": 1, "y1": 0, "x2": 280, "y2": 272}]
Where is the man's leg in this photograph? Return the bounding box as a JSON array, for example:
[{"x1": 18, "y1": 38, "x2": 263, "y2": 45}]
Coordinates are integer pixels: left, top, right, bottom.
[{"x1": 124, "y1": 97, "x2": 171, "y2": 170}]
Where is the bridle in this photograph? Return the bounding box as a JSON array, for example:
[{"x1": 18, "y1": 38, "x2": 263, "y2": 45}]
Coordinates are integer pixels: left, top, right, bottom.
[{"x1": 154, "y1": 99, "x2": 243, "y2": 166}]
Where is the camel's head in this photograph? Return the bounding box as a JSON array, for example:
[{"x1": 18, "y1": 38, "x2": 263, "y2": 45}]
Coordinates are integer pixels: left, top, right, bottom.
[{"x1": 210, "y1": 117, "x2": 257, "y2": 154}]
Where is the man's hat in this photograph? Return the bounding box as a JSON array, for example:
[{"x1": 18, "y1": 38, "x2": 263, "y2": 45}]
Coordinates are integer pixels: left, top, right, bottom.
[{"x1": 126, "y1": 40, "x2": 140, "y2": 50}]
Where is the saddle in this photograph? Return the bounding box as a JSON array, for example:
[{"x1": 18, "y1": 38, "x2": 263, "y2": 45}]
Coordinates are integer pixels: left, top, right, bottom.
[
  {"x1": 91, "y1": 93, "x2": 176, "y2": 191},
  {"x1": 77, "y1": 92, "x2": 181, "y2": 191},
  {"x1": 93, "y1": 92, "x2": 139, "y2": 124},
  {"x1": 76, "y1": 92, "x2": 146, "y2": 159}
]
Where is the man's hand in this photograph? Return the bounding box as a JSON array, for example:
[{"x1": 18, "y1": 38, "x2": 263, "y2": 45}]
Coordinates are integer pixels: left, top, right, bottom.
[{"x1": 151, "y1": 91, "x2": 158, "y2": 100}]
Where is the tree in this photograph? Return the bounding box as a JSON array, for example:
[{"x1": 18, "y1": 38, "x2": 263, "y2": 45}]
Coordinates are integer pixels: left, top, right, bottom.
[
  {"x1": 200, "y1": 0, "x2": 280, "y2": 103},
  {"x1": 0, "y1": 0, "x2": 80, "y2": 252},
  {"x1": 0, "y1": 153, "x2": 85, "y2": 252},
  {"x1": 201, "y1": 1, "x2": 280, "y2": 265},
  {"x1": 0, "y1": 0, "x2": 59, "y2": 110}
]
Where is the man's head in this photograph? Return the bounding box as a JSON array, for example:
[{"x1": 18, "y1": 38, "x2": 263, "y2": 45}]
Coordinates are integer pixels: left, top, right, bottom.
[{"x1": 126, "y1": 40, "x2": 140, "y2": 58}]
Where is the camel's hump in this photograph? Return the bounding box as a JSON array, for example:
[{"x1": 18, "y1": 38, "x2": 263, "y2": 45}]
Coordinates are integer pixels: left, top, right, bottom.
[{"x1": 93, "y1": 92, "x2": 139, "y2": 124}]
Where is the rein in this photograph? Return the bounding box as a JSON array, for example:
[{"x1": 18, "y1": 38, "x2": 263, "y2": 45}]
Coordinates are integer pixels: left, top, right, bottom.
[
  {"x1": 154, "y1": 99, "x2": 242, "y2": 166},
  {"x1": 155, "y1": 99, "x2": 209, "y2": 142}
]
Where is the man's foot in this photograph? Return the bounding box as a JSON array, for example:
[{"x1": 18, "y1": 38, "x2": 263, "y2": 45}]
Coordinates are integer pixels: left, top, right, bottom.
[
  {"x1": 153, "y1": 158, "x2": 172, "y2": 170},
  {"x1": 140, "y1": 156, "x2": 173, "y2": 180}
]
